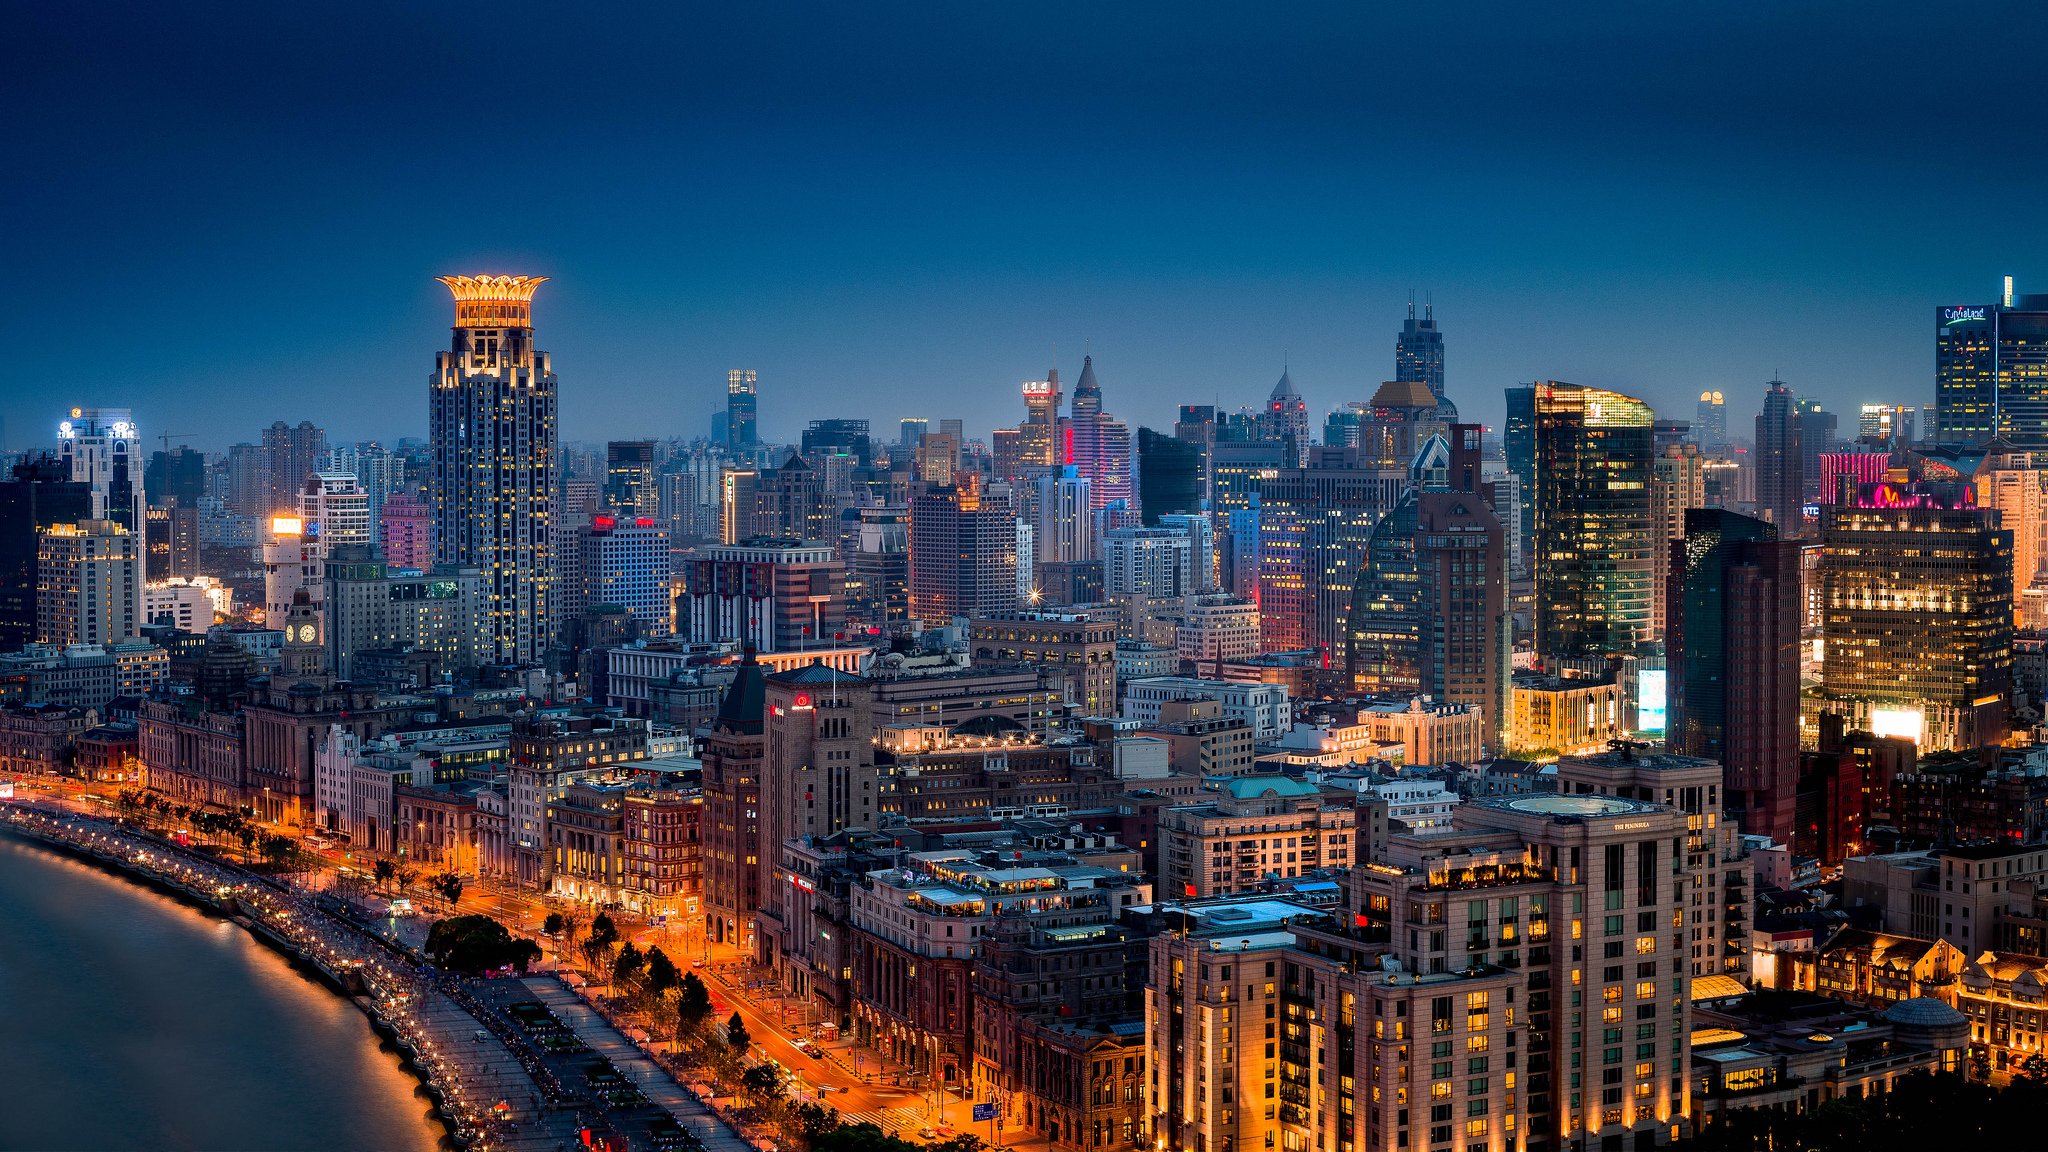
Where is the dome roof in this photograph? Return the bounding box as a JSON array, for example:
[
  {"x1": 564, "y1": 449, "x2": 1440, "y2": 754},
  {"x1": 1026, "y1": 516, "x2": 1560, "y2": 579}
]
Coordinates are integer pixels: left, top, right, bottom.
[
  {"x1": 950, "y1": 713, "x2": 1028, "y2": 739},
  {"x1": 1225, "y1": 775, "x2": 1319, "y2": 800},
  {"x1": 1884, "y1": 996, "x2": 1965, "y2": 1028}
]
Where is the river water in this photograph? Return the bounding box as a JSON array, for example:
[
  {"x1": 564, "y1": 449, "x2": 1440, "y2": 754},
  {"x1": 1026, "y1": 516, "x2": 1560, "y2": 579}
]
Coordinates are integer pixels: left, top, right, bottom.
[{"x1": 0, "y1": 834, "x2": 443, "y2": 1151}]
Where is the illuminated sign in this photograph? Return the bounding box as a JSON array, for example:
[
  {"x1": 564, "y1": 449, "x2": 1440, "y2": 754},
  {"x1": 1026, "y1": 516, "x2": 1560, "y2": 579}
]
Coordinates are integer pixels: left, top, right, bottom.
[
  {"x1": 793, "y1": 693, "x2": 814, "y2": 709},
  {"x1": 1612, "y1": 820, "x2": 1653, "y2": 832},
  {"x1": 1870, "y1": 708, "x2": 1923, "y2": 745},
  {"x1": 1636, "y1": 669, "x2": 1667, "y2": 735},
  {"x1": 1943, "y1": 306, "x2": 1988, "y2": 325},
  {"x1": 1722, "y1": 1066, "x2": 1772, "y2": 1092},
  {"x1": 271, "y1": 515, "x2": 304, "y2": 536},
  {"x1": 1022, "y1": 380, "x2": 1054, "y2": 397}
]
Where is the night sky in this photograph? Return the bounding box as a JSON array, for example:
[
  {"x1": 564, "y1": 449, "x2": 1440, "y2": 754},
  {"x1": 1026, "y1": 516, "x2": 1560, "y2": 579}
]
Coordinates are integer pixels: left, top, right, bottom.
[{"x1": 5, "y1": 2, "x2": 2044, "y2": 453}]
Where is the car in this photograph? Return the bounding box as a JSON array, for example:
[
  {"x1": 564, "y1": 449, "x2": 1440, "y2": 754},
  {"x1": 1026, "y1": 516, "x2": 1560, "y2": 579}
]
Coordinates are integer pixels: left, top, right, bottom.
[{"x1": 918, "y1": 1129, "x2": 939, "y2": 1141}]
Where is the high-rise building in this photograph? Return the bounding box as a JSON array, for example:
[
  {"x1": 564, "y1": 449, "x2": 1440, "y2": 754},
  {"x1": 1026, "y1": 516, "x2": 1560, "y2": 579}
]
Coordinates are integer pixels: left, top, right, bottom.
[
  {"x1": 1694, "y1": 389, "x2": 1729, "y2": 454},
  {"x1": 1504, "y1": 384, "x2": 1537, "y2": 550},
  {"x1": 300, "y1": 471, "x2": 371, "y2": 553},
  {"x1": 755, "y1": 451, "x2": 832, "y2": 543},
  {"x1": 1355, "y1": 380, "x2": 1442, "y2": 469},
  {"x1": 1795, "y1": 398, "x2": 1836, "y2": 502},
  {"x1": 1857, "y1": 403, "x2": 1918, "y2": 449},
  {"x1": 1821, "y1": 478, "x2": 2013, "y2": 750},
  {"x1": 322, "y1": 544, "x2": 482, "y2": 681},
  {"x1": 1065, "y1": 357, "x2": 1134, "y2": 512},
  {"x1": 1649, "y1": 441, "x2": 1705, "y2": 644},
  {"x1": 56, "y1": 407, "x2": 146, "y2": 629},
  {"x1": 1533, "y1": 382, "x2": 1655, "y2": 661},
  {"x1": 1755, "y1": 378, "x2": 1805, "y2": 536},
  {"x1": 144, "y1": 446, "x2": 205, "y2": 507},
  {"x1": 1974, "y1": 444, "x2": 2048, "y2": 614},
  {"x1": 701, "y1": 650, "x2": 767, "y2": 948},
  {"x1": 1137, "y1": 426, "x2": 1201, "y2": 524},
  {"x1": 1259, "y1": 369, "x2": 1310, "y2": 466},
  {"x1": 0, "y1": 456, "x2": 91, "y2": 652},
  {"x1": 1034, "y1": 466, "x2": 1096, "y2": 565},
  {"x1": 1934, "y1": 281, "x2": 2048, "y2": 444},
  {"x1": 144, "y1": 503, "x2": 198, "y2": 580},
  {"x1": 428, "y1": 274, "x2": 558, "y2": 665},
  {"x1": 898, "y1": 418, "x2": 928, "y2": 451},
  {"x1": 604, "y1": 441, "x2": 657, "y2": 519},
  {"x1": 35, "y1": 520, "x2": 139, "y2": 647},
  {"x1": 574, "y1": 514, "x2": 673, "y2": 638},
  {"x1": 261, "y1": 419, "x2": 328, "y2": 518},
  {"x1": 800, "y1": 418, "x2": 872, "y2": 467},
  {"x1": 1257, "y1": 446, "x2": 1406, "y2": 657},
  {"x1": 1667, "y1": 509, "x2": 1803, "y2": 846},
  {"x1": 909, "y1": 480, "x2": 1018, "y2": 624},
  {"x1": 1345, "y1": 425, "x2": 1510, "y2": 746},
  {"x1": 683, "y1": 541, "x2": 846, "y2": 651},
  {"x1": 379, "y1": 492, "x2": 433, "y2": 570},
  {"x1": 1394, "y1": 297, "x2": 1445, "y2": 401},
  {"x1": 726, "y1": 369, "x2": 759, "y2": 449},
  {"x1": 224, "y1": 441, "x2": 270, "y2": 516},
  {"x1": 1016, "y1": 372, "x2": 1062, "y2": 476}
]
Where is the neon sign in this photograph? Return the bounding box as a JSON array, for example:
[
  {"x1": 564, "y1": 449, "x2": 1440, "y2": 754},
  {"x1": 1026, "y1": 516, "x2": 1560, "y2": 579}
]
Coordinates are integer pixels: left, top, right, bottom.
[{"x1": 1943, "y1": 306, "x2": 1988, "y2": 325}]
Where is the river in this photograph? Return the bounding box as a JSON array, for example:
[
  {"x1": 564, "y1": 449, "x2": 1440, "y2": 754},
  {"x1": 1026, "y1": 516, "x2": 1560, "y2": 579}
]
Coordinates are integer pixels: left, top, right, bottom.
[{"x1": 0, "y1": 834, "x2": 444, "y2": 1151}]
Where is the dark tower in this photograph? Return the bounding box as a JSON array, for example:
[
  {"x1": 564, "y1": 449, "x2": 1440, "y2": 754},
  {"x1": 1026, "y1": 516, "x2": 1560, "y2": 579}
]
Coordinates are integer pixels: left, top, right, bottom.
[{"x1": 1395, "y1": 298, "x2": 1446, "y2": 402}]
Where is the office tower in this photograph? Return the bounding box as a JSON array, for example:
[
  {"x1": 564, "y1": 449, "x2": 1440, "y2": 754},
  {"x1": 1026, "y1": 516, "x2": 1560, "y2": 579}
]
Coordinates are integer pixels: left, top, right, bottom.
[
  {"x1": 223, "y1": 441, "x2": 269, "y2": 516},
  {"x1": 1504, "y1": 384, "x2": 1537, "y2": 549},
  {"x1": 144, "y1": 446, "x2": 205, "y2": 507},
  {"x1": 428, "y1": 274, "x2": 558, "y2": 665},
  {"x1": 848, "y1": 506, "x2": 910, "y2": 625},
  {"x1": 0, "y1": 456, "x2": 92, "y2": 652},
  {"x1": 1259, "y1": 369, "x2": 1310, "y2": 466},
  {"x1": 1821, "y1": 478, "x2": 2013, "y2": 750},
  {"x1": 720, "y1": 467, "x2": 760, "y2": 543},
  {"x1": 909, "y1": 480, "x2": 1018, "y2": 624},
  {"x1": 726, "y1": 369, "x2": 759, "y2": 448},
  {"x1": 1355, "y1": 380, "x2": 1442, "y2": 468},
  {"x1": 1533, "y1": 382, "x2": 1655, "y2": 661},
  {"x1": 755, "y1": 666, "x2": 878, "y2": 949},
  {"x1": 683, "y1": 541, "x2": 846, "y2": 651},
  {"x1": 1034, "y1": 466, "x2": 1096, "y2": 564},
  {"x1": 1137, "y1": 427, "x2": 1201, "y2": 524},
  {"x1": 1394, "y1": 297, "x2": 1446, "y2": 401},
  {"x1": 144, "y1": 503, "x2": 199, "y2": 580},
  {"x1": 1975, "y1": 444, "x2": 2048, "y2": 611},
  {"x1": 1795, "y1": 398, "x2": 1836, "y2": 501},
  {"x1": 1207, "y1": 439, "x2": 1283, "y2": 516},
  {"x1": 261, "y1": 419, "x2": 328, "y2": 517},
  {"x1": 755, "y1": 451, "x2": 832, "y2": 542},
  {"x1": 1015, "y1": 372, "x2": 1063, "y2": 476},
  {"x1": 1257, "y1": 446, "x2": 1406, "y2": 656},
  {"x1": 1694, "y1": 388, "x2": 1729, "y2": 454},
  {"x1": 1103, "y1": 526, "x2": 1193, "y2": 601},
  {"x1": 1857, "y1": 403, "x2": 1917, "y2": 449},
  {"x1": 1755, "y1": 378, "x2": 1805, "y2": 535},
  {"x1": 36, "y1": 520, "x2": 140, "y2": 646},
  {"x1": 379, "y1": 492, "x2": 432, "y2": 570},
  {"x1": 56, "y1": 407, "x2": 147, "y2": 628},
  {"x1": 914, "y1": 431, "x2": 959, "y2": 486},
  {"x1": 1649, "y1": 441, "x2": 1705, "y2": 643},
  {"x1": 1667, "y1": 509, "x2": 1803, "y2": 845},
  {"x1": 1346, "y1": 425, "x2": 1510, "y2": 745},
  {"x1": 603, "y1": 440, "x2": 657, "y2": 519},
  {"x1": 1322, "y1": 406, "x2": 1362, "y2": 449},
  {"x1": 1935, "y1": 282, "x2": 2048, "y2": 444},
  {"x1": 568, "y1": 513, "x2": 672, "y2": 639},
  {"x1": 1065, "y1": 356, "x2": 1134, "y2": 511},
  {"x1": 300, "y1": 471, "x2": 371, "y2": 552},
  {"x1": 323, "y1": 544, "x2": 482, "y2": 681},
  {"x1": 800, "y1": 418, "x2": 872, "y2": 467},
  {"x1": 1158, "y1": 511, "x2": 1218, "y2": 594},
  {"x1": 897, "y1": 417, "x2": 928, "y2": 451}
]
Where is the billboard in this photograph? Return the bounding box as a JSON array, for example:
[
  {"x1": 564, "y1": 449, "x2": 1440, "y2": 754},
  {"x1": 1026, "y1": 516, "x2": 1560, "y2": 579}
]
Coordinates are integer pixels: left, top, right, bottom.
[{"x1": 1636, "y1": 669, "x2": 1667, "y2": 735}]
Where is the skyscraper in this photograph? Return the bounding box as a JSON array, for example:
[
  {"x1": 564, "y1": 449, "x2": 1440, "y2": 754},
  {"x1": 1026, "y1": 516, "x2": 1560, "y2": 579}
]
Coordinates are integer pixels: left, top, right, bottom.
[
  {"x1": 1033, "y1": 466, "x2": 1096, "y2": 564},
  {"x1": 1754, "y1": 378, "x2": 1805, "y2": 535},
  {"x1": 1137, "y1": 427, "x2": 1201, "y2": 524},
  {"x1": 1259, "y1": 369, "x2": 1310, "y2": 466},
  {"x1": 428, "y1": 274, "x2": 558, "y2": 665},
  {"x1": 1795, "y1": 398, "x2": 1836, "y2": 501},
  {"x1": 1503, "y1": 384, "x2": 1536, "y2": 553},
  {"x1": 1016, "y1": 372, "x2": 1062, "y2": 474},
  {"x1": 1257, "y1": 446, "x2": 1406, "y2": 657},
  {"x1": 144, "y1": 446, "x2": 205, "y2": 507},
  {"x1": 56, "y1": 407, "x2": 147, "y2": 631},
  {"x1": 36, "y1": 520, "x2": 140, "y2": 646},
  {"x1": 1393, "y1": 298, "x2": 1445, "y2": 401},
  {"x1": 1064, "y1": 356, "x2": 1134, "y2": 512},
  {"x1": 604, "y1": 441, "x2": 657, "y2": 519},
  {"x1": 1934, "y1": 281, "x2": 2048, "y2": 444},
  {"x1": 1694, "y1": 389, "x2": 1728, "y2": 455},
  {"x1": 1649, "y1": 440, "x2": 1704, "y2": 644},
  {"x1": 1857, "y1": 403, "x2": 1918, "y2": 449},
  {"x1": 1532, "y1": 382, "x2": 1655, "y2": 661},
  {"x1": 1346, "y1": 425, "x2": 1510, "y2": 746},
  {"x1": 909, "y1": 479, "x2": 1018, "y2": 624},
  {"x1": 262, "y1": 419, "x2": 328, "y2": 517},
  {"x1": 1667, "y1": 508, "x2": 1803, "y2": 846},
  {"x1": 1820, "y1": 477, "x2": 2012, "y2": 750},
  {"x1": 727, "y1": 369, "x2": 759, "y2": 448},
  {"x1": 0, "y1": 456, "x2": 91, "y2": 652}
]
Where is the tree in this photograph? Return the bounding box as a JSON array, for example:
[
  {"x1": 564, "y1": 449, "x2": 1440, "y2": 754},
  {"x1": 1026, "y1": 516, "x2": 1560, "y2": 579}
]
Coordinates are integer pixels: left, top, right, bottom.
[
  {"x1": 430, "y1": 872, "x2": 465, "y2": 905},
  {"x1": 373, "y1": 858, "x2": 397, "y2": 890},
  {"x1": 787, "y1": 1101, "x2": 840, "y2": 1144},
  {"x1": 676, "y1": 973, "x2": 713, "y2": 1036},
  {"x1": 811, "y1": 1123, "x2": 918, "y2": 1152},
  {"x1": 931, "y1": 1135, "x2": 986, "y2": 1152},
  {"x1": 261, "y1": 835, "x2": 299, "y2": 871},
  {"x1": 726, "y1": 1011, "x2": 751, "y2": 1053},
  {"x1": 396, "y1": 866, "x2": 418, "y2": 892},
  {"x1": 742, "y1": 1062, "x2": 786, "y2": 1108},
  {"x1": 424, "y1": 914, "x2": 544, "y2": 976},
  {"x1": 613, "y1": 941, "x2": 647, "y2": 989},
  {"x1": 644, "y1": 946, "x2": 681, "y2": 1000},
  {"x1": 543, "y1": 912, "x2": 565, "y2": 937},
  {"x1": 332, "y1": 871, "x2": 373, "y2": 905},
  {"x1": 590, "y1": 912, "x2": 619, "y2": 949}
]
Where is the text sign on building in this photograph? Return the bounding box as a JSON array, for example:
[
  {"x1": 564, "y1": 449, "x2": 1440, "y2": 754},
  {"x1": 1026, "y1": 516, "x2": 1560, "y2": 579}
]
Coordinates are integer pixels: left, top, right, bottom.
[{"x1": 1942, "y1": 306, "x2": 1988, "y2": 325}]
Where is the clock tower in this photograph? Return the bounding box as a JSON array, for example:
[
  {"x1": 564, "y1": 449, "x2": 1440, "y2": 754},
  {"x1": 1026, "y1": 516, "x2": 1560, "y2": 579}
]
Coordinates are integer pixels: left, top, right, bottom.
[{"x1": 279, "y1": 590, "x2": 327, "y2": 682}]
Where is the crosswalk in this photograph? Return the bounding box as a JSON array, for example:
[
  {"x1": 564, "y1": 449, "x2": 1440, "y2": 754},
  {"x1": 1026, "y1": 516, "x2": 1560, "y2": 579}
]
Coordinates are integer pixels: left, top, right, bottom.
[{"x1": 839, "y1": 1107, "x2": 928, "y2": 1136}]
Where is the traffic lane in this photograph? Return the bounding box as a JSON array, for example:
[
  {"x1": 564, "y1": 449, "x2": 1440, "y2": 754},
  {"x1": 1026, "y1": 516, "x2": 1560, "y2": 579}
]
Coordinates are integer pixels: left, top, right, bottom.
[{"x1": 695, "y1": 967, "x2": 892, "y2": 1113}]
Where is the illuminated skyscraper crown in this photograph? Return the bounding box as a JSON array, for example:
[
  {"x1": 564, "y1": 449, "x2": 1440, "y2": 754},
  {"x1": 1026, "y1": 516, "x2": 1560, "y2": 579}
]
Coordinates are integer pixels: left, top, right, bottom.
[{"x1": 436, "y1": 274, "x2": 547, "y2": 327}]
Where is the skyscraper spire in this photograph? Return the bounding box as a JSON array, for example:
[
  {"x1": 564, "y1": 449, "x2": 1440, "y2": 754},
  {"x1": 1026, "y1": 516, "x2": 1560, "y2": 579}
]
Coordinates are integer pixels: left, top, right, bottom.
[{"x1": 1072, "y1": 354, "x2": 1102, "y2": 419}]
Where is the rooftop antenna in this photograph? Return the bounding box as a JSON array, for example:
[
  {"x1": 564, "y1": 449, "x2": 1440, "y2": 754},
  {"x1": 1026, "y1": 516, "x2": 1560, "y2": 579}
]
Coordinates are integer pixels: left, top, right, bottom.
[{"x1": 1407, "y1": 290, "x2": 1416, "y2": 320}]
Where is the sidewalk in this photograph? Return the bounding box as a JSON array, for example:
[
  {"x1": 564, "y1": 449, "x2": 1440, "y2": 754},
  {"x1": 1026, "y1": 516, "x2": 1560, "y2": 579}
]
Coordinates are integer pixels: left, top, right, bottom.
[{"x1": 521, "y1": 976, "x2": 754, "y2": 1152}]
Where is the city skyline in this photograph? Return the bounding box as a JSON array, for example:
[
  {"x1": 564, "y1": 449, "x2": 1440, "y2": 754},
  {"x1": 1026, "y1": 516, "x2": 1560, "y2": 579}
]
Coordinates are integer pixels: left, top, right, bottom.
[{"x1": 9, "y1": 5, "x2": 2045, "y2": 450}]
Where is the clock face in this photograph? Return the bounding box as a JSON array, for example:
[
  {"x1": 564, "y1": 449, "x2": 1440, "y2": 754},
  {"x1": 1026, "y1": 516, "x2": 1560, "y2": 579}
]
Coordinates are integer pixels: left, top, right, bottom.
[{"x1": 297, "y1": 624, "x2": 316, "y2": 643}]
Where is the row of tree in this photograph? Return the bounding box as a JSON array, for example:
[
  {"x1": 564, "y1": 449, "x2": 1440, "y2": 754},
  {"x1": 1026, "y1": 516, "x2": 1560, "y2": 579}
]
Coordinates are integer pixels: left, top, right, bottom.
[{"x1": 1692, "y1": 1067, "x2": 2048, "y2": 1151}]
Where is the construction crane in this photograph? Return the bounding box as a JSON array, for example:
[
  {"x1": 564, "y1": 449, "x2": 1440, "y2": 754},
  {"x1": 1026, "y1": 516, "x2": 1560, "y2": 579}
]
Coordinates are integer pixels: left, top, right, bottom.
[{"x1": 156, "y1": 433, "x2": 195, "y2": 452}]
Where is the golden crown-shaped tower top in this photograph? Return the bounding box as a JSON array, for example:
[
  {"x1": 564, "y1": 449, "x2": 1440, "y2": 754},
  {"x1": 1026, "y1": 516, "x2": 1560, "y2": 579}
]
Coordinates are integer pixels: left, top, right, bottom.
[{"x1": 436, "y1": 274, "x2": 548, "y2": 327}]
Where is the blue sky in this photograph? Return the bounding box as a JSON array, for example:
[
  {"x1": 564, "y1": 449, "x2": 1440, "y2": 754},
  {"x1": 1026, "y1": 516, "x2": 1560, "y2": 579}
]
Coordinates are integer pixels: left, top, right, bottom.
[{"x1": 4, "y1": 2, "x2": 2043, "y2": 452}]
